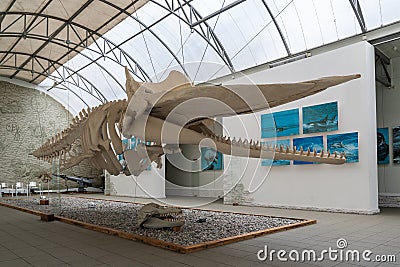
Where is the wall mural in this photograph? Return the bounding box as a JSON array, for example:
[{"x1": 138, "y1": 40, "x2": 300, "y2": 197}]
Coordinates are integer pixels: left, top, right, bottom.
[
  {"x1": 377, "y1": 128, "x2": 389, "y2": 164},
  {"x1": 261, "y1": 109, "x2": 299, "y2": 138},
  {"x1": 261, "y1": 139, "x2": 291, "y2": 166},
  {"x1": 0, "y1": 98, "x2": 23, "y2": 114},
  {"x1": 392, "y1": 127, "x2": 400, "y2": 164},
  {"x1": 327, "y1": 132, "x2": 359, "y2": 163},
  {"x1": 5, "y1": 121, "x2": 22, "y2": 141},
  {"x1": 201, "y1": 147, "x2": 223, "y2": 171},
  {"x1": 303, "y1": 101, "x2": 338, "y2": 134}
]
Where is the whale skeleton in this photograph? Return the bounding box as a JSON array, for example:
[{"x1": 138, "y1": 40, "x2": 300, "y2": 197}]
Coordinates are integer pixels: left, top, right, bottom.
[{"x1": 32, "y1": 68, "x2": 360, "y2": 176}]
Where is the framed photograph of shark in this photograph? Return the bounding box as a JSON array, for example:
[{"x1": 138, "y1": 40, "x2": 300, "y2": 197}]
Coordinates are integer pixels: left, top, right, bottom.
[
  {"x1": 392, "y1": 127, "x2": 400, "y2": 164},
  {"x1": 201, "y1": 148, "x2": 223, "y2": 171},
  {"x1": 293, "y1": 136, "x2": 323, "y2": 165},
  {"x1": 303, "y1": 101, "x2": 338, "y2": 134},
  {"x1": 377, "y1": 128, "x2": 389, "y2": 164},
  {"x1": 327, "y1": 132, "x2": 359, "y2": 163},
  {"x1": 261, "y1": 109, "x2": 299, "y2": 138},
  {"x1": 261, "y1": 139, "x2": 291, "y2": 166}
]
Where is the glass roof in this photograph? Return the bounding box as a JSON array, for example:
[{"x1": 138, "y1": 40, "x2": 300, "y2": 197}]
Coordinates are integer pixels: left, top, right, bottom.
[{"x1": 38, "y1": 0, "x2": 400, "y2": 114}]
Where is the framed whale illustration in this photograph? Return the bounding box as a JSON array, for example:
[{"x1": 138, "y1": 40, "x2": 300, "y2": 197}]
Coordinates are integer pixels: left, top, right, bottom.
[
  {"x1": 377, "y1": 128, "x2": 389, "y2": 164},
  {"x1": 392, "y1": 126, "x2": 400, "y2": 164},
  {"x1": 293, "y1": 136, "x2": 323, "y2": 165},
  {"x1": 201, "y1": 148, "x2": 223, "y2": 171},
  {"x1": 261, "y1": 109, "x2": 299, "y2": 138},
  {"x1": 303, "y1": 101, "x2": 338, "y2": 134},
  {"x1": 327, "y1": 132, "x2": 359, "y2": 163}
]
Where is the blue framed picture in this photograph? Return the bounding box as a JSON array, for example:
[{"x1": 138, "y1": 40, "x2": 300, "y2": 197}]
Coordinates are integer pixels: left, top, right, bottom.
[
  {"x1": 130, "y1": 137, "x2": 138, "y2": 150},
  {"x1": 129, "y1": 137, "x2": 151, "y2": 171},
  {"x1": 377, "y1": 128, "x2": 389, "y2": 164},
  {"x1": 392, "y1": 127, "x2": 400, "y2": 164},
  {"x1": 261, "y1": 139, "x2": 291, "y2": 166},
  {"x1": 261, "y1": 109, "x2": 299, "y2": 138},
  {"x1": 303, "y1": 102, "x2": 338, "y2": 134},
  {"x1": 201, "y1": 148, "x2": 223, "y2": 171},
  {"x1": 327, "y1": 132, "x2": 359, "y2": 163},
  {"x1": 293, "y1": 136, "x2": 323, "y2": 165},
  {"x1": 122, "y1": 138, "x2": 129, "y2": 151}
]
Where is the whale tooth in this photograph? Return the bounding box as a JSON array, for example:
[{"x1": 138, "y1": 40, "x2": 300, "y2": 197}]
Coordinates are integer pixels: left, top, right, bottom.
[
  {"x1": 243, "y1": 139, "x2": 248, "y2": 145},
  {"x1": 320, "y1": 150, "x2": 324, "y2": 157},
  {"x1": 232, "y1": 137, "x2": 236, "y2": 145},
  {"x1": 238, "y1": 138, "x2": 242, "y2": 145},
  {"x1": 334, "y1": 151, "x2": 338, "y2": 158},
  {"x1": 307, "y1": 148, "x2": 311, "y2": 156},
  {"x1": 300, "y1": 146, "x2": 304, "y2": 155},
  {"x1": 327, "y1": 150, "x2": 331, "y2": 157},
  {"x1": 285, "y1": 146, "x2": 290, "y2": 153},
  {"x1": 279, "y1": 144, "x2": 284, "y2": 153},
  {"x1": 340, "y1": 152, "x2": 344, "y2": 158}
]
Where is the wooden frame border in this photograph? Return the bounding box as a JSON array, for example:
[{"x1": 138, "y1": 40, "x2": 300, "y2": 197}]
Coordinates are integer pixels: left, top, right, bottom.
[{"x1": 0, "y1": 197, "x2": 316, "y2": 254}]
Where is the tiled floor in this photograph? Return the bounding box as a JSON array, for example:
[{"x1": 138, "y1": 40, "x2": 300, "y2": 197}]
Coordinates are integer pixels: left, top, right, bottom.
[{"x1": 0, "y1": 194, "x2": 399, "y2": 266}]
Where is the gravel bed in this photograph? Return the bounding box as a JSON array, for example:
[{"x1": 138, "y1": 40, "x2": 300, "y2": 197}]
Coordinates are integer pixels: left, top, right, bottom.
[{"x1": 0, "y1": 196, "x2": 304, "y2": 246}]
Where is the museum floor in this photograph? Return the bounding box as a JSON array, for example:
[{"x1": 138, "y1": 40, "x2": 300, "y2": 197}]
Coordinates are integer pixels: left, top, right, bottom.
[{"x1": 0, "y1": 195, "x2": 399, "y2": 267}]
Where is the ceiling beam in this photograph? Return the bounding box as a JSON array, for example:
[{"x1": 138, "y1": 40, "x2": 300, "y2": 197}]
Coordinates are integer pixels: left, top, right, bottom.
[
  {"x1": 0, "y1": 0, "x2": 17, "y2": 27},
  {"x1": 0, "y1": 11, "x2": 153, "y2": 89},
  {"x1": 348, "y1": 0, "x2": 367, "y2": 33},
  {"x1": 0, "y1": 0, "x2": 54, "y2": 64},
  {"x1": 0, "y1": 50, "x2": 107, "y2": 103},
  {"x1": 9, "y1": 0, "x2": 95, "y2": 79},
  {"x1": 152, "y1": 0, "x2": 235, "y2": 73},
  {"x1": 29, "y1": 0, "x2": 152, "y2": 84},
  {"x1": 190, "y1": 0, "x2": 246, "y2": 27},
  {"x1": 100, "y1": 0, "x2": 189, "y2": 78},
  {"x1": 0, "y1": 33, "x2": 125, "y2": 92},
  {"x1": 260, "y1": 0, "x2": 291, "y2": 56}
]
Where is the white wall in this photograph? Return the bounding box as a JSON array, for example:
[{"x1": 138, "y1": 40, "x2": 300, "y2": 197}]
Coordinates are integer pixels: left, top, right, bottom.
[
  {"x1": 377, "y1": 56, "x2": 400, "y2": 205},
  {"x1": 107, "y1": 157, "x2": 166, "y2": 199},
  {"x1": 223, "y1": 42, "x2": 379, "y2": 214}
]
